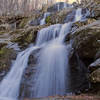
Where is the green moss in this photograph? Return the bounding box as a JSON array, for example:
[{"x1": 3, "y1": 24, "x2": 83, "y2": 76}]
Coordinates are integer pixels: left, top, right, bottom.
[
  {"x1": 45, "y1": 16, "x2": 52, "y2": 24},
  {"x1": 0, "y1": 31, "x2": 6, "y2": 34},
  {"x1": 19, "y1": 18, "x2": 29, "y2": 28},
  {"x1": 0, "y1": 47, "x2": 16, "y2": 72},
  {"x1": 0, "y1": 47, "x2": 12, "y2": 58}
]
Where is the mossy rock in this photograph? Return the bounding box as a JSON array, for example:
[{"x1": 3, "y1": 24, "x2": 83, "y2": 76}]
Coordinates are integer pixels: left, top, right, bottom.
[
  {"x1": 0, "y1": 31, "x2": 7, "y2": 35},
  {"x1": 71, "y1": 20, "x2": 100, "y2": 67},
  {"x1": 45, "y1": 16, "x2": 52, "y2": 24},
  {"x1": 45, "y1": 8, "x2": 74, "y2": 24},
  {"x1": 11, "y1": 24, "x2": 50, "y2": 48},
  {"x1": 0, "y1": 47, "x2": 16, "y2": 74},
  {"x1": 74, "y1": 18, "x2": 96, "y2": 28},
  {"x1": 90, "y1": 68, "x2": 100, "y2": 83},
  {"x1": 72, "y1": 28, "x2": 100, "y2": 59},
  {"x1": 11, "y1": 28, "x2": 37, "y2": 48},
  {"x1": 0, "y1": 43, "x2": 7, "y2": 49},
  {"x1": 11, "y1": 27, "x2": 38, "y2": 48},
  {"x1": 19, "y1": 18, "x2": 30, "y2": 28},
  {"x1": 0, "y1": 24, "x2": 11, "y2": 31}
]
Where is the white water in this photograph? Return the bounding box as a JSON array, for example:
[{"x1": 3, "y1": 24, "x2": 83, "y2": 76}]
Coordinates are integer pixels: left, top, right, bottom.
[
  {"x1": 74, "y1": 8, "x2": 82, "y2": 22},
  {"x1": 74, "y1": 8, "x2": 90, "y2": 22},
  {"x1": 33, "y1": 23, "x2": 72, "y2": 98},
  {"x1": 0, "y1": 46, "x2": 40, "y2": 100},
  {"x1": 0, "y1": 7, "x2": 84, "y2": 99},
  {"x1": 36, "y1": 24, "x2": 61, "y2": 45},
  {"x1": 57, "y1": 3, "x2": 60, "y2": 11},
  {"x1": 40, "y1": 12, "x2": 50, "y2": 25},
  {"x1": 64, "y1": 3, "x2": 67, "y2": 8}
]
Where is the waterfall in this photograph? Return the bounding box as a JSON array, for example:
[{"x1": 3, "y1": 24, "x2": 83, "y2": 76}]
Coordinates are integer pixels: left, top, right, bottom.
[
  {"x1": 74, "y1": 8, "x2": 90, "y2": 22},
  {"x1": 74, "y1": 8, "x2": 82, "y2": 22},
  {"x1": 40, "y1": 12, "x2": 50, "y2": 25},
  {"x1": 57, "y1": 3, "x2": 60, "y2": 11},
  {"x1": 33, "y1": 23, "x2": 72, "y2": 98},
  {"x1": 0, "y1": 7, "x2": 86, "y2": 99},
  {"x1": 0, "y1": 46, "x2": 40, "y2": 100},
  {"x1": 36, "y1": 24, "x2": 61, "y2": 45}
]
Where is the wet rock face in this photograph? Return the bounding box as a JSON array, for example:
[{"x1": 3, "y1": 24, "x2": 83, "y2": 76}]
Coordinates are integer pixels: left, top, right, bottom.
[
  {"x1": 81, "y1": 0, "x2": 100, "y2": 19},
  {"x1": 72, "y1": 23, "x2": 100, "y2": 66},
  {"x1": 11, "y1": 24, "x2": 50, "y2": 49},
  {"x1": 89, "y1": 58, "x2": 100, "y2": 72},
  {"x1": 71, "y1": 19, "x2": 100, "y2": 94},
  {"x1": 64, "y1": 10, "x2": 76, "y2": 23},
  {"x1": 89, "y1": 58, "x2": 100, "y2": 83},
  {"x1": 20, "y1": 50, "x2": 39, "y2": 98},
  {"x1": 74, "y1": 18, "x2": 96, "y2": 28},
  {"x1": 69, "y1": 51, "x2": 89, "y2": 93},
  {"x1": 29, "y1": 19, "x2": 40, "y2": 26},
  {"x1": 45, "y1": 8, "x2": 74, "y2": 24}
]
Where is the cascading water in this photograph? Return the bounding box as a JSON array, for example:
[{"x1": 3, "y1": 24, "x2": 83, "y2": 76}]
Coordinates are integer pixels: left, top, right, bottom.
[
  {"x1": 57, "y1": 3, "x2": 60, "y2": 11},
  {"x1": 74, "y1": 8, "x2": 90, "y2": 22},
  {"x1": 74, "y1": 8, "x2": 82, "y2": 22},
  {"x1": 0, "y1": 46, "x2": 40, "y2": 100},
  {"x1": 40, "y1": 12, "x2": 50, "y2": 25},
  {"x1": 33, "y1": 23, "x2": 72, "y2": 98},
  {"x1": 0, "y1": 7, "x2": 88, "y2": 100}
]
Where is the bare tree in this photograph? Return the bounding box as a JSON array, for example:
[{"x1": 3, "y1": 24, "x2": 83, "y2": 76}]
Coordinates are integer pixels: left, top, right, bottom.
[{"x1": 0, "y1": 0, "x2": 79, "y2": 16}]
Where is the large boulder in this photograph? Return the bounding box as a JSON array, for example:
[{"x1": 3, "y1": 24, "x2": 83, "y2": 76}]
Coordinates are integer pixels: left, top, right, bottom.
[
  {"x1": 72, "y1": 20, "x2": 100, "y2": 66},
  {"x1": 71, "y1": 19, "x2": 100, "y2": 95}
]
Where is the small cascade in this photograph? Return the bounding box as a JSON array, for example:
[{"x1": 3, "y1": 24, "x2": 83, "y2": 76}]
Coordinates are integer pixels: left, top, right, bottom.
[
  {"x1": 0, "y1": 46, "x2": 40, "y2": 100},
  {"x1": 40, "y1": 12, "x2": 50, "y2": 25},
  {"x1": 74, "y1": 8, "x2": 82, "y2": 22},
  {"x1": 36, "y1": 24, "x2": 61, "y2": 46},
  {"x1": 57, "y1": 3, "x2": 60, "y2": 11},
  {"x1": 64, "y1": 3, "x2": 67, "y2": 8},
  {"x1": 81, "y1": 8, "x2": 90, "y2": 21},
  {"x1": 74, "y1": 8, "x2": 90, "y2": 22}
]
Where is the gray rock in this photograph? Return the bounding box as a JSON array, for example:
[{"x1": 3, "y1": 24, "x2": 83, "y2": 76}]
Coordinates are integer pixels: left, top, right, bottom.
[{"x1": 89, "y1": 58, "x2": 100, "y2": 71}]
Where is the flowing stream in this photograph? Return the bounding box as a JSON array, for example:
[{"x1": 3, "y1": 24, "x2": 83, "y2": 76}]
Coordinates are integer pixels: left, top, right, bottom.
[
  {"x1": 40, "y1": 12, "x2": 50, "y2": 25},
  {"x1": 0, "y1": 8, "x2": 88, "y2": 99}
]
